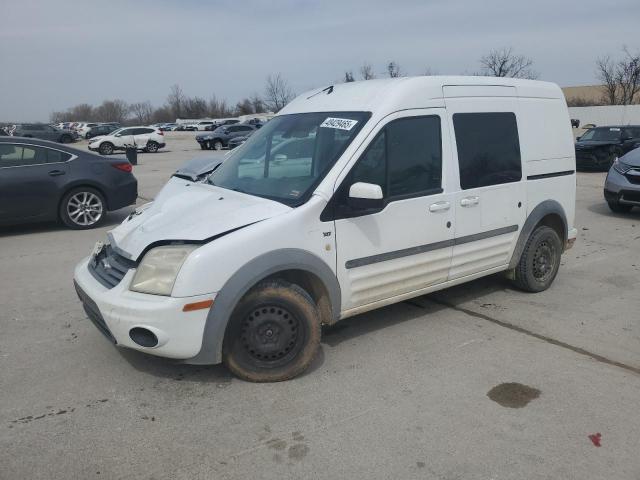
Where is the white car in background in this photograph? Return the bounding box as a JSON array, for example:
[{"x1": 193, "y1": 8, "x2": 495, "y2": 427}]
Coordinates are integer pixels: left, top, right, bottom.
[
  {"x1": 88, "y1": 126, "x2": 166, "y2": 155},
  {"x1": 76, "y1": 123, "x2": 99, "y2": 138}
]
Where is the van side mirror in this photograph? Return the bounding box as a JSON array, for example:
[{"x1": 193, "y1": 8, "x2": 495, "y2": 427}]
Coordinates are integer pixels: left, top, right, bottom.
[{"x1": 348, "y1": 182, "x2": 384, "y2": 210}]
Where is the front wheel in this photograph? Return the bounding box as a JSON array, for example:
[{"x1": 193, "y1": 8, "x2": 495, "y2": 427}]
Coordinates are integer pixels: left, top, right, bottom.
[
  {"x1": 513, "y1": 225, "x2": 562, "y2": 293},
  {"x1": 60, "y1": 134, "x2": 72, "y2": 144},
  {"x1": 212, "y1": 140, "x2": 223, "y2": 151},
  {"x1": 608, "y1": 201, "x2": 633, "y2": 213},
  {"x1": 223, "y1": 280, "x2": 321, "y2": 382},
  {"x1": 59, "y1": 187, "x2": 106, "y2": 229}
]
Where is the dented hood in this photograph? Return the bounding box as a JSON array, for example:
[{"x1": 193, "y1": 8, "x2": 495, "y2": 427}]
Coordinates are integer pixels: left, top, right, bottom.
[{"x1": 109, "y1": 177, "x2": 291, "y2": 259}]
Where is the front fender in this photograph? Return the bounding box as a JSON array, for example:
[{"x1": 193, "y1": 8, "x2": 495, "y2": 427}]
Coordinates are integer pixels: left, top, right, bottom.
[{"x1": 184, "y1": 248, "x2": 340, "y2": 365}]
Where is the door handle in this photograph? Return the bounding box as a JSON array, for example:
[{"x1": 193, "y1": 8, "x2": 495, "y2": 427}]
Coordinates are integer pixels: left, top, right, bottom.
[
  {"x1": 460, "y1": 196, "x2": 479, "y2": 207},
  {"x1": 429, "y1": 201, "x2": 450, "y2": 212},
  {"x1": 48, "y1": 170, "x2": 66, "y2": 176}
]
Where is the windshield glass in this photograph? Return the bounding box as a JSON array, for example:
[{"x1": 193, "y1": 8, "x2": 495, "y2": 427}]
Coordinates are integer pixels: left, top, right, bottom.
[
  {"x1": 208, "y1": 111, "x2": 370, "y2": 206},
  {"x1": 580, "y1": 127, "x2": 621, "y2": 141}
]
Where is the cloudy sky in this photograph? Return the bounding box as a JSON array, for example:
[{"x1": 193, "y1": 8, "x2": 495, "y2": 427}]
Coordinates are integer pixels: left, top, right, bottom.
[{"x1": 2, "y1": 0, "x2": 639, "y2": 122}]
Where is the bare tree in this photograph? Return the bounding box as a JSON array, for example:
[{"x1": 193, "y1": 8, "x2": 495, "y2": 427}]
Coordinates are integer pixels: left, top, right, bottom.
[
  {"x1": 183, "y1": 96, "x2": 208, "y2": 118},
  {"x1": 360, "y1": 63, "x2": 375, "y2": 80},
  {"x1": 263, "y1": 73, "x2": 295, "y2": 112},
  {"x1": 130, "y1": 101, "x2": 154, "y2": 125},
  {"x1": 596, "y1": 47, "x2": 640, "y2": 105},
  {"x1": 423, "y1": 67, "x2": 437, "y2": 76},
  {"x1": 250, "y1": 93, "x2": 265, "y2": 113},
  {"x1": 167, "y1": 84, "x2": 186, "y2": 119},
  {"x1": 50, "y1": 103, "x2": 95, "y2": 122},
  {"x1": 479, "y1": 47, "x2": 538, "y2": 79},
  {"x1": 151, "y1": 105, "x2": 173, "y2": 123},
  {"x1": 208, "y1": 95, "x2": 233, "y2": 118},
  {"x1": 95, "y1": 99, "x2": 130, "y2": 123},
  {"x1": 387, "y1": 61, "x2": 402, "y2": 78},
  {"x1": 344, "y1": 71, "x2": 355, "y2": 82},
  {"x1": 235, "y1": 98, "x2": 254, "y2": 116}
]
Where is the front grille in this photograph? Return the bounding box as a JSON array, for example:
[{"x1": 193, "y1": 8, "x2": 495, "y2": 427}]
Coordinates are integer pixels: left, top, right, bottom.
[
  {"x1": 74, "y1": 281, "x2": 116, "y2": 343},
  {"x1": 624, "y1": 169, "x2": 640, "y2": 185},
  {"x1": 88, "y1": 245, "x2": 135, "y2": 289}
]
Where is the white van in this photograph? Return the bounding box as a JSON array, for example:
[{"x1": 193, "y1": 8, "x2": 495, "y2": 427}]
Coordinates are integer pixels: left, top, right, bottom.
[{"x1": 74, "y1": 76, "x2": 577, "y2": 382}]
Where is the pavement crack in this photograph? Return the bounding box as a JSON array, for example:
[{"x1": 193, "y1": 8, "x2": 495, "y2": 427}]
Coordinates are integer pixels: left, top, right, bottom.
[{"x1": 430, "y1": 298, "x2": 640, "y2": 376}]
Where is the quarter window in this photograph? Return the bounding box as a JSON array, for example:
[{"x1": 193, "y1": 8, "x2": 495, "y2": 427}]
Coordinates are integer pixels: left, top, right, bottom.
[
  {"x1": 453, "y1": 112, "x2": 521, "y2": 190},
  {"x1": 45, "y1": 148, "x2": 72, "y2": 163}
]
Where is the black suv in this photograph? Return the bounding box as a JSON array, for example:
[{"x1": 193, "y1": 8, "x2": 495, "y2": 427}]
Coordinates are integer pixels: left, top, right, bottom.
[
  {"x1": 11, "y1": 124, "x2": 78, "y2": 143},
  {"x1": 85, "y1": 124, "x2": 119, "y2": 139},
  {"x1": 196, "y1": 124, "x2": 256, "y2": 150},
  {"x1": 575, "y1": 125, "x2": 640, "y2": 170}
]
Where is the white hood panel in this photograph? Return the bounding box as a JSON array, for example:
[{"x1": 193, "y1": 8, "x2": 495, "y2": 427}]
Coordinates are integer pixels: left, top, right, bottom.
[{"x1": 110, "y1": 178, "x2": 291, "y2": 259}]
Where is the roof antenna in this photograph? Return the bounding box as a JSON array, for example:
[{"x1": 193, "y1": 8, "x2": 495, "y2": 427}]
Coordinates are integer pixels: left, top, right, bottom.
[{"x1": 307, "y1": 85, "x2": 334, "y2": 99}]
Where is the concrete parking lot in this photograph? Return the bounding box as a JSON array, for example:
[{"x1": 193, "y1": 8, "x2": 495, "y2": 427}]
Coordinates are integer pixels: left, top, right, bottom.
[{"x1": 1, "y1": 132, "x2": 639, "y2": 479}]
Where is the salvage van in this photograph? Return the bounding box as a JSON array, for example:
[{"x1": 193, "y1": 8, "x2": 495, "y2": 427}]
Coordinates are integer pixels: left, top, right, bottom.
[{"x1": 74, "y1": 76, "x2": 577, "y2": 381}]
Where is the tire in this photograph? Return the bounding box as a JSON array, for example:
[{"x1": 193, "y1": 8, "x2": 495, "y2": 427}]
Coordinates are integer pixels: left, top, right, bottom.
[
  {"x1": 146, "y1": 141, "x2": 159, "y2": 153},
  {"x1": 607, "y1": 201, "x2": 633, "y2": 213},
  {"x1": 213, "y1": 140, "x2": 223, "y2": 151},
  {"x1": 99, "y1": 142, "x2": 114, "y2": 155},
  {"x1": 513, "y1": 225, "x2": 563, "y2": 293},
  {"x1": 60, "y1": 134, "x2": 72, "y2": 144},
  {"x1": 223, "y1": 280, "x2": 321, "y2": 382},
  {"x1": 200, "y1": 143, "x2": 207, "y2": 150},
  {"x1": 59, "y1": 187, "x2": 106, "y2": 230}
]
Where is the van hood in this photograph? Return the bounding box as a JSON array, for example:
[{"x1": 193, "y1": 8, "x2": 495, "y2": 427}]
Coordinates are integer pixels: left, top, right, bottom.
[{"x1": 109, "y1": 177, "x2": 291, "y2": 260}]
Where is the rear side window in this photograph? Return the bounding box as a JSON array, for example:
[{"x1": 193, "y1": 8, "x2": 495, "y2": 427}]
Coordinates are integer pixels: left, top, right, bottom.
[
  {"x1": 453, "y1": 112, "x2": 521, "y2": 190},
  {"x1": 349, "y1": 115, "x2": 443, "y2": 199},
  {"x1": 0, "y1": 144, "x2": 40, "y2": 167},
  {"x1": 45, "y1": 148, "x2": 72, "y2": 163}
]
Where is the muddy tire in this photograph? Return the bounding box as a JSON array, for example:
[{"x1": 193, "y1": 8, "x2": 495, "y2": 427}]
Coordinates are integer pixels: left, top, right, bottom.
[
  {"x1": 223, "y1": 280, "x2": 321, "y2": 382},
  {"x1": 513, "y1": 225, "x2": 563, "y2": 293}
]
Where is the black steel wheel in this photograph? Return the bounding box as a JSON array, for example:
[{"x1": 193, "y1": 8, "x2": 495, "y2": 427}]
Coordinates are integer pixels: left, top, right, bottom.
[
  {"x1": 223, "y1": 280, "x2": 321, "y2": 382},
  {"x1": 513, "y1": 225, "x2": 563, "y2": 292}
]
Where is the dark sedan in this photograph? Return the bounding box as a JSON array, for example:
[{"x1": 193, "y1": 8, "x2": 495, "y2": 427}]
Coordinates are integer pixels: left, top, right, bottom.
[
  {"x1": 0, "y1": 137, "x2": 137, "y2": 229},
  {"x1": 575, "y1": 125, "x2": 640, "y2": 170}
]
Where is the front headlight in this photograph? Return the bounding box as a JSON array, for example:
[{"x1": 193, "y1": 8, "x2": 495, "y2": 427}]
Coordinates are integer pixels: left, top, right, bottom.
[
  {"x1": 130, "y1": 245, "x2": 197, "y2": 296},
  {"x1": 612, "y1": 158, "x2": 631, "y2": 174}
]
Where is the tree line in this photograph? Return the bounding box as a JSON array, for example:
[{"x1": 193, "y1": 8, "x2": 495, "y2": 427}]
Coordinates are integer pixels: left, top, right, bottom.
[
  {"x1": 50, "y1": 46, "x2": 640, "y2": 124},
  {"x1": 50, "y1": 74, "x2": 295, "y2": 125}
]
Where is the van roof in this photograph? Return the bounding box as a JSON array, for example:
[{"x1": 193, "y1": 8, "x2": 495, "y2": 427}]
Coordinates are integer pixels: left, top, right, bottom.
[{"x1": 281, "y1": 76, "x2": 564, "y2": 116}]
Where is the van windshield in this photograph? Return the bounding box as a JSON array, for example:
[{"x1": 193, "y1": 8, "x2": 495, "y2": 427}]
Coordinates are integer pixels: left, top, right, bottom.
[{"x1": 208, "y1": 111, "x2": 370, "y2": 206}]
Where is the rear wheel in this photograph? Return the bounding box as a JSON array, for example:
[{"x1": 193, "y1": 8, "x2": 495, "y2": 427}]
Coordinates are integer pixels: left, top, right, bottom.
[
  {"x1": 99, "y1": 142, "x2": 114, "y2": 155},
  {"x1": 607, "y1": 201, "x2": 633, "y2": 213},
  {"x1": 513, "y1": 226, "x2": 562, "y2": 293},
  {"x1": 59, "y1": 187, "x2": 106, "y2": 229},
  {"x1": 60, "y1": 134, "x2": 72, "y2": 144},
  {"x1": 223, "y1": 280, "x2": 321, "y2": 382},
  {"x1": 146, "y1": 141, "x2": 159, "y2": 153}
]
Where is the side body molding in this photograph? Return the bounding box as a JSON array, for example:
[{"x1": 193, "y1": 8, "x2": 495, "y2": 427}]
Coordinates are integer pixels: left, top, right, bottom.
[
  {"x1": 185, "y1": 248, "x2": 341, "y2": 365},
  {"x1": 508, "y1": 199, "x2": 568, "y2": 269}
]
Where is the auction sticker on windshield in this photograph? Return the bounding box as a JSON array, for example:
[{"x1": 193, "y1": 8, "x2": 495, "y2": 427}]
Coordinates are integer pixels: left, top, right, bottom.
[{"x1": 320, "y1": 117, "x2": 358, "y2": 131}]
